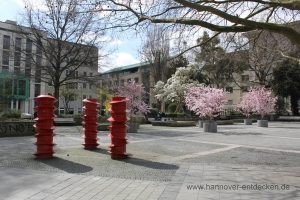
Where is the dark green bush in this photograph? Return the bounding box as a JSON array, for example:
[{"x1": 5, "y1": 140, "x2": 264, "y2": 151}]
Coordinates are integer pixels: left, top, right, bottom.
[
  {"x1": 166, "y1": 112, "x2": 187, "y2": 118},
  {"x1": 167, "y1": 103, "x2": 177, "y2": 113},
  {"x1": 147, "y1": 108, "x2": 159, "y2": 118},
  {"x1": 73, "y1": 114, "x2": 82, "y2": 125},
  {"x1": 1, "y1": 109, "x2": 21, "y2": 119}
]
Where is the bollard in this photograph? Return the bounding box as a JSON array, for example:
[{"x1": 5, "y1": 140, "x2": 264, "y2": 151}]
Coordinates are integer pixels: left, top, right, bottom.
[
  {"x1": 82, "y1": 98, "x2": 99, "y2": 149},
  {"x1": 108, "y1": 96, "x2": 128, "y2": 159},
  {"x1": 34, "y1": 95, "x2": 56, "y2": 159}
]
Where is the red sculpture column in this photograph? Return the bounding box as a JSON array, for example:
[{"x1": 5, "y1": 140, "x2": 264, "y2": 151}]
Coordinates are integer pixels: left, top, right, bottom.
[
  {"x1": 108, "y1": 96, "x2": 128, "y2": 159},
  {"x1": 34, "y1": 95, "x2": 56, "y2": 159},
  {"x1": 82, "y1": 98, "x2": 99, "y2": 149}
]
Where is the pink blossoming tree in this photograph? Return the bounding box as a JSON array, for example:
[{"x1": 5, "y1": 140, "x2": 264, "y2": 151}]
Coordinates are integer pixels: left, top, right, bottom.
[
  {"x1": 116, "y1": 81, "x2": 149, "y2": 116},
  {"x1": 236, "y1": 92, "x2": 256, "y2": 118},
  {"x1": 251, "y1": 86, "x2": 277, "y2": 119},
  {"x1": 185, "y1": 85, "x2": 227, "y2": 120}
]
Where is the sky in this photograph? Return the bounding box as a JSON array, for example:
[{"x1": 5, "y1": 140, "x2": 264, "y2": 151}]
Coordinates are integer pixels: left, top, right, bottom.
[{"x1": 0, "y1": 0, "x2": 141, "y2": 72}]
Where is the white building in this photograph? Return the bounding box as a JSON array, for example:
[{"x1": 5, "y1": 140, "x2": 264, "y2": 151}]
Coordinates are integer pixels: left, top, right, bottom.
[
  {"x1": 0, "y1": 20, "x2": 99, "y2": 115},
  {"x1": 0, "y1": 20, "x2": 47, "y2": 114}
]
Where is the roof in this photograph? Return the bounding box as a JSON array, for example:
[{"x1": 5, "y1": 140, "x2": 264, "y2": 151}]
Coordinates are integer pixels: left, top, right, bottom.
[{"x1": 101, "y1": 61, "x2": 150, "y2": 75}]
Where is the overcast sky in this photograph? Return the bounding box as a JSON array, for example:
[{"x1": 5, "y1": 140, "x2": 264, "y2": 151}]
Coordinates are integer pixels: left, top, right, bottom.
[{"x1": 0, "y1": 0, "x2": 141, "y2": 72}]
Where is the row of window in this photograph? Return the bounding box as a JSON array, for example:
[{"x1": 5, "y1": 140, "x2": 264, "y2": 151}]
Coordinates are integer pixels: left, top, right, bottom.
[
  {"x1": 225, "y1": 86, "x2": 250, "y2": 93},
  {"x1": 65, "y1": 82, "x2": 93, "y2": 90},
  {"x1": 65, "y1": 70, "x2": 93, "y2": 77},
  {"x1": 106, "y1": 77, "x2": 139, "y2": 87},
  {"x1": 1, "y1": 35, "x2": 41, "y2": 80},
  {"x1": 62, "y1": 94, "x2": 93, "y2": 102},
  {"x1": 2, "y1": 35, "x2": 33, "y2": 52}
]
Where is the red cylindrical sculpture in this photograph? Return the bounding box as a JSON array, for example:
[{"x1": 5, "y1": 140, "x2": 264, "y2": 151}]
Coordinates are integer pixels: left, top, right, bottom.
[
  {"x1": 34, "y1": 95, "x2": 56, "y2": 159},
  {"x1": 82, "y1": 98, "x2": 99, "y2": 149},
  {"x1": 108, "y1": 96, "x2": 128, "y2": 159}
]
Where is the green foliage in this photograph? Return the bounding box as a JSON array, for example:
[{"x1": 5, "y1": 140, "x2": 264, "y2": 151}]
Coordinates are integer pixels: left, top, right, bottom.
[
  {"x1": 194, "y1": 31, "x2": 248, "y2": 88},
  {"x1": 73, "y1": 114, "x2": 82, "y2": 125},
  {"x1": 275, "y1": 96, "x2": 287, "y2": 115},
  {"x1": 165, "y1": 112, "x2": 187, "y2": 118},
  {"x1": 272, "y1": 59, "x2": 300, "y2": 115},
  {"x1": 167, "y1": 103, "x2": 177, "y2": 113},
  {"x1": 147, "y1": 108, "x2": 159, "y2": 118},
  {"x1": 1, "y1": 109, "x2": 21, "y2": 119}
]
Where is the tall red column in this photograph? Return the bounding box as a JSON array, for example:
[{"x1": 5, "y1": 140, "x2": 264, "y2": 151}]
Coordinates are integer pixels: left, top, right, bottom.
[
  {"x1": 82, "y1": 98, "x2": 99, "y2": 149},
  {"x1": 108, "y1": 96, "x2": 128, "y2": 159},
  {"x1": 34, "y1": 95, "x2": 56, "y2": 159}
]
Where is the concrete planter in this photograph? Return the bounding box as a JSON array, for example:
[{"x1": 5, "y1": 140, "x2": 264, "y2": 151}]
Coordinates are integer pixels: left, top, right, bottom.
[
  {"x1": 203, "y1": 120, "x2": 217, "y2": 133},
  {"x1": 198, "y1": 120, "x2": 203, "y2": 128},
  {"x1": 244, "y1": 118, "x2": 252, "y2": 125},
  {"x1": 0, "y1": 121, "x2": 35, "y2": 137},
  {"x1": 257, "y1": 120, "x2": 268, "y2": 127},
  {"x1": 127, "y1": 122, "x2": 139, "y2": 133}
]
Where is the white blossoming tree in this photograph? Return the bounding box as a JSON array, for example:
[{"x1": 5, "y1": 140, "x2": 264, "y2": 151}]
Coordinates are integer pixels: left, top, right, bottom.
[{"x1": 153, "y1": 66, "x2": 200, "y2": 113}]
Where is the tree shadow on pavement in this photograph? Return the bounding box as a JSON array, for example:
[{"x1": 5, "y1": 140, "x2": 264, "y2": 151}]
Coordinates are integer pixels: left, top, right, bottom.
[
  {"x1": 119, "y1": 156, "x2": 179, "y2": 170},
  {"x1": 39, "y1": 157, "x2": 93, "y2": 173}
]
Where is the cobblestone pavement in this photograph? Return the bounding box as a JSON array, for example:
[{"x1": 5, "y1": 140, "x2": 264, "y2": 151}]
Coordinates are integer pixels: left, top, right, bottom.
[{"x1": 0, "y1": 122, "x2": 299, "y2": 199}]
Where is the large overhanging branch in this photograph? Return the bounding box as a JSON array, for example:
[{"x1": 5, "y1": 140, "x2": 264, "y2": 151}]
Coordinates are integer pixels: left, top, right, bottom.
[{"x1": 99, "y1": 0, "x2": 300, "y2": 46}]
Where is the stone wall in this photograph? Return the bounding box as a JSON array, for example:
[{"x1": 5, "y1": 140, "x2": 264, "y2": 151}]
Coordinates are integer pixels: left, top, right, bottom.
[{"x1": 0, "y1": 121, "x2": 35, "y2": 137}]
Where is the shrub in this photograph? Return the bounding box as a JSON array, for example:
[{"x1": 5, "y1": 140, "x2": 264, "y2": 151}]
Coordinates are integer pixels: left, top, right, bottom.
[
  {"x1": 1, "y1": 109, "x2": 21, "y2": 119},
  {"x1": 73, "y1": 114, "x2": 82, "y2": 125},
  {"x1": 167, "y1": 103, "x2": 177, "y2": 113},
  {"x1": 166, "y1": 112, "x2": 187, "y2": 118},
  {"x1": 147, "y1": 108, "x2": 159, "y2": 118}
]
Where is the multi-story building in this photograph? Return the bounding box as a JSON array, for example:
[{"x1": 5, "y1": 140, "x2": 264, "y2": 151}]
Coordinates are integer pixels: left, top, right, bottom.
[
  {"x1": 0, "y1": 20, "x2": 47, "y2": 114},
  {"x1": 45, "y1": 48, "x2": 99, "y2": 115},
  {"x1": 99, "y1": 62, "x2": 151, "y2": 105},
  {"x1": 0, "y1": 20, "x2": 99, "y2": 115}
]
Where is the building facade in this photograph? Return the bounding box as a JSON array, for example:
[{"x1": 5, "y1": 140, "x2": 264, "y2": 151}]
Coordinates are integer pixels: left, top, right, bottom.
[
  {"x1": 0, "y1": 20, "x2": 47, "y2": 114},
  {"x1": 0, "y1": 20, "x2": 99, "y2": 115}
]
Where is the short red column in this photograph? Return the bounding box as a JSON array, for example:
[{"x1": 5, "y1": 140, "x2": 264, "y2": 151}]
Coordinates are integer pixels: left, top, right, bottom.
[
  {"x1": 34, "y1": 95, "x2": 56, "y2": 159},
  {"x1": 108, "y1": 96, "x2": 128, "y2": 159},
  {"x1": 82, "y1": 98, "x2": 99, "y2": 149}
]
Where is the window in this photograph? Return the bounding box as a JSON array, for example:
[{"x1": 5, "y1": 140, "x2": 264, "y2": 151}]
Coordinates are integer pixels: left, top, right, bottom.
[
  {"x1": 120, "y1": 79, "x2": 124, "y2": 86},
  {"x1": 114, "y1": 80, "x2": 118, "y2": 86},
  {"x1": 83, "y1": 72, "x2": 87, "y2": 76},
  {"x1": 15, "y1": 37, "x2": 22, "y2": 51},
  {"x1": 2, "y1": 50, "x2": 10, "y2": 65},
  {"x1": 134, "y1": 77, "x2": 139, "y2": 83},
  {"x1": 26, "y1": 38, "x2": 32, "y2": 53},
  {"x1": 75, "y1": 71, "x2": 78, "y2": 77},
  {"x1": 83, "y1": 95, "x2": 87, "y2": 99},
  {"x1": 241, "y1": 86, "x2": 249, "y2": 92},
  {"x1": 89, "y1": 83, "x2": 92, "y2": 89},
  {"x1": 241, "y1": 75, "x2": 249, "y2": 82},
  {"x1": 19, "y1": 80, "x2": 26, "y2": 95},
  {"x1": 69, "y1": 94, "x2": 76, "y2": 101},
  {"x1": 14, "y1": 52, "x2": 21, "y2": 66},
  {"x1": 66, "y1": 70, "x2": 69, "y2": 76},
  {"x1": 25, "y1": 56, "x2": 31, "y2": 77},
  {"x1": 34, "y1": 84, "x2": 41, "y2": 97},
  {"x1": 3, "y1": 35, "x2": 10, "y2": 50},
  {"x1": 2, "y1": 65, "x2": 9, "y2": 72},
  {"x1": 127, "y1": 78, "x2": 131, "y2": 82},
  {"x1": 89, "y1": 95, "x2": 92, "y2": 99},
  {"x1": 59, "y1": 108, "x2": 65, "y2": 114},
  {"x1": 225, "y1": 87, "x2": 233, "y2": 93},
  {"x1": 227, "y1": 100, "x2": 233, "y2": 105},
  {"x1": 90, "y1": 72, "x2": 93, "y2": 77},
  {"x1": 66, "y1": 82, "x2": 77, "y2": 89},
  {"x1": 83, "y1": 82, "x2": 86, "y2": 89}
]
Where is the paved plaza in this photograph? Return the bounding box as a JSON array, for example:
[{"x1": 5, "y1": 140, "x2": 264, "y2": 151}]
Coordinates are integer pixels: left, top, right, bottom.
[{"x1": 0, "y1": 122, "x2": 299, "y2": 200}]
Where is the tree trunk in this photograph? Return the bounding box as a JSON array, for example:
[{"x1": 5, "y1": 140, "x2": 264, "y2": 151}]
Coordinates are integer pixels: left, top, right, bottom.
[
  {"x1": 54, "y1": 84, "x2": 60, "y2": 115},
  {"x1": 290, "y1": 94, "x2": 299, "y2": 116}
]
